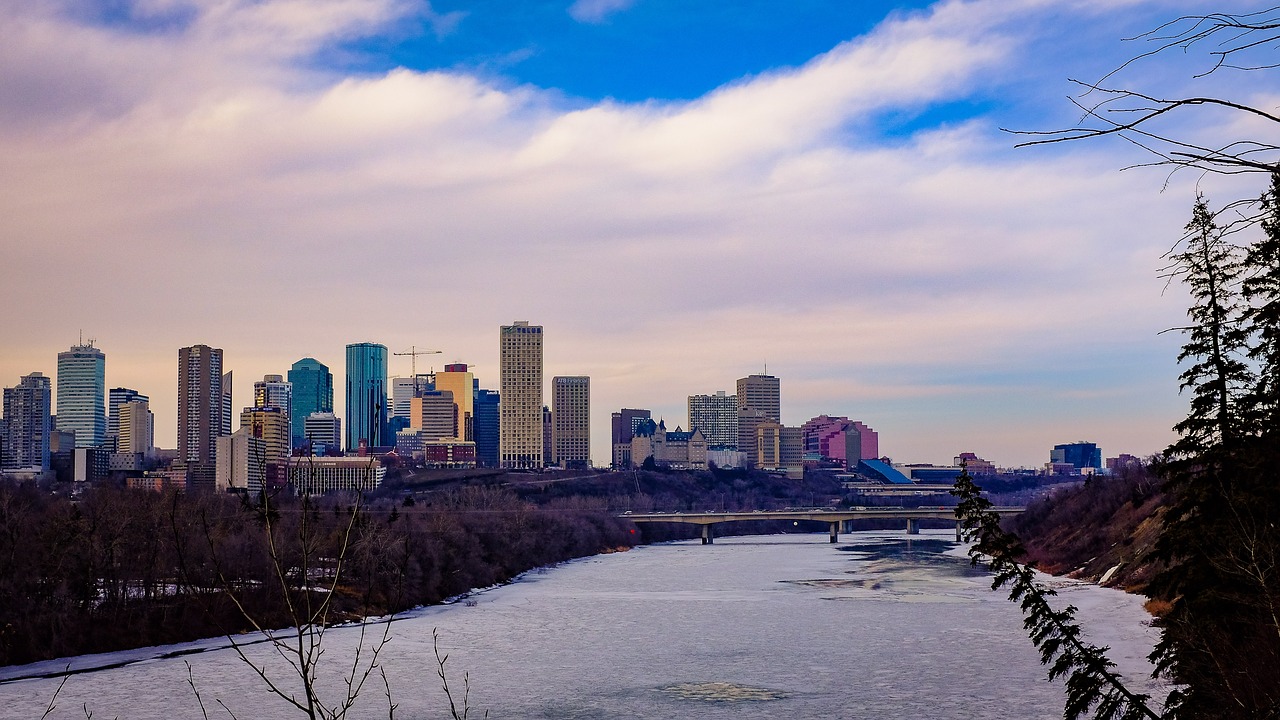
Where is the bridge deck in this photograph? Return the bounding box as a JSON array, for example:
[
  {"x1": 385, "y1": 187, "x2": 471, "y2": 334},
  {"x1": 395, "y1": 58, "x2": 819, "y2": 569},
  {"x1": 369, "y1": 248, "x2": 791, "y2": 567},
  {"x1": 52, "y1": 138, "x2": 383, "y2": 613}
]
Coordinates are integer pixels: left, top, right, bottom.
[{"x1": 620, "y1": 507, "x2": 1023, "y2": 525}]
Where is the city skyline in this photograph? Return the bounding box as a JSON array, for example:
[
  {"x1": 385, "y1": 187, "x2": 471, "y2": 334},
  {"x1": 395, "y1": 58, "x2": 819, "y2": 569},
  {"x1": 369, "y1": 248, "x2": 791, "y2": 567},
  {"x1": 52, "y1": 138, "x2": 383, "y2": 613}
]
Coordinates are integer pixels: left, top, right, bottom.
[
  {"x1": 4, "y1": 330, "x2": 1128, "y2": 469},
  {"x1": 4, "y1": 1, "x2": 1248, "y2": 467}
]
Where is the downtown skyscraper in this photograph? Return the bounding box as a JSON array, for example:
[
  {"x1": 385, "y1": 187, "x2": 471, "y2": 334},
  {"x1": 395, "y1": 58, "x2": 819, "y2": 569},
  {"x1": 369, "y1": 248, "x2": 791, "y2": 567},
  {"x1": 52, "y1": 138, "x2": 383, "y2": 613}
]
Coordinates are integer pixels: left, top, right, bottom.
[
  {"x1": 499, "y1": 321, "x2": 543, "y2": 468},
  {"x1": 253, "y1": 374, "x2": 292, "y2": 436},
  {"x1": 289, "y1": 357, "x2": 333, "y2": 449},
  {"x1": 116, "y1": 398, "x2": 153, "y2": 457},
  {"x1": 108, "y1": 387, "x2": 148, "y2": 452},
  {"x1": 688, "y1": 390, "x2": 737, "y2": 449},
  {"x1": 436, "y1": 363, "x2": 475, "y2": 441},
  {"x1": 178, "y1": 344, "x2": 224, "y2": 467},
  {"x1": 474, "y1": 387, "x2": 500, "y2": 468},
  {"x1": 611, "y1": 408, "x2": 650, "y2": 469},
  {"x1": 56, "y1": 342, "x2": 106, "y2": 448},
  {"x1": 2, "y1": 372, "x2": 51, "y2": 474},
  {"x1": 552, "y1": 375, "x2": 590, "y2": 468},
  {"x1": 345, "y1": 343, "x2": 387, "y2": 451},
  {"x1": 737, "y1": 373, "x2": 780, "y2": 462}
]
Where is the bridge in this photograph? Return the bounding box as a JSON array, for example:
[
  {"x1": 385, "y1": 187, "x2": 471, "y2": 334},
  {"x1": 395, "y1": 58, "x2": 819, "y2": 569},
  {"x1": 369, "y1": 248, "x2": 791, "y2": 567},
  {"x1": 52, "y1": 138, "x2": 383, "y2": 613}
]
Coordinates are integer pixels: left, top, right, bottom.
[{"x1": 621, "y1": 506, "x2": 1025, "y2": 544}]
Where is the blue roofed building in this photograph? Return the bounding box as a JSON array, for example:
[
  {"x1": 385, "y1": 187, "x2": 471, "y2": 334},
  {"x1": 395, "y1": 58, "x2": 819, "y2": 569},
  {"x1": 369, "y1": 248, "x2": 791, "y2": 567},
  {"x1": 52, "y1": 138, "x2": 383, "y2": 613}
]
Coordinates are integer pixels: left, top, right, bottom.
[{"x1": 857, "y1": 458, "x2": 913, "y2": 484}]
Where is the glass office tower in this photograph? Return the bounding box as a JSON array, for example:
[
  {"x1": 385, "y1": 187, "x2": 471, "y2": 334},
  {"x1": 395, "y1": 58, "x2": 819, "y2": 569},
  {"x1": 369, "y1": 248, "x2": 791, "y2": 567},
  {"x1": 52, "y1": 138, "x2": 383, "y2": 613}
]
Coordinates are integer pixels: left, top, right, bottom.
[
  {"x1": 57, "y1": 343, "x2": 106, "y2": 448},
  {"x1": 345, "y1": 343, "x2": 387, "y2": 451},
  {"x1": 289, "y1": 358, "x2": 333, "y2": 450}
]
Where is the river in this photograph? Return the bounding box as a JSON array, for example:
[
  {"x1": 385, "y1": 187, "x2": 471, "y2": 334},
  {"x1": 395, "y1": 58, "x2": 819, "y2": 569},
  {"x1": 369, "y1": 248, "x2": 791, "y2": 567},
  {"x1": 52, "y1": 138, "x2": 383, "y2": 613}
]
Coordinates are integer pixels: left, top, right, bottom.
[{"x1": 1, "y1": 530, "x2": 1163, "y2": 719}]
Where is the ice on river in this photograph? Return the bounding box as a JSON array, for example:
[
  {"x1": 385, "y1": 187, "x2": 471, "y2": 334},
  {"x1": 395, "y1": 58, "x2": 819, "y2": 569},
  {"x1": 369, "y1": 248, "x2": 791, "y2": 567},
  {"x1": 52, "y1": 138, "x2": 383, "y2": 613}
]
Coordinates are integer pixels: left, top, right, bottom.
[{"x1": 0, "y1": 531, "x2": 1164, "y2": 719}]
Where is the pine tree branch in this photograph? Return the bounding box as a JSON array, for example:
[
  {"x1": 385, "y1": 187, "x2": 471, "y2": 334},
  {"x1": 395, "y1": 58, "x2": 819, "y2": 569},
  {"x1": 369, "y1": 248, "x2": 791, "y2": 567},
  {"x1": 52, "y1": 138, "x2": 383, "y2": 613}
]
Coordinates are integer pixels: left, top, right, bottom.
[{"x1": 952, "y1": 468, "x2": 1163, "y2": 720}]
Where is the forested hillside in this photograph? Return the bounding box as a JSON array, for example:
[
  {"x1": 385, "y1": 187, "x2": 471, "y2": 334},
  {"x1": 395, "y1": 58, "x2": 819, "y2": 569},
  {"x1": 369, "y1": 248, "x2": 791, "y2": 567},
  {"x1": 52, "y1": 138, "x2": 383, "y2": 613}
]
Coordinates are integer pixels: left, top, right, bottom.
[
  {"x1": 1007, "y1": 466, "x2": 1165, "y2": 595},
  {"x1": 0, "y1": 482, "x2": 634, "y2": 667}
]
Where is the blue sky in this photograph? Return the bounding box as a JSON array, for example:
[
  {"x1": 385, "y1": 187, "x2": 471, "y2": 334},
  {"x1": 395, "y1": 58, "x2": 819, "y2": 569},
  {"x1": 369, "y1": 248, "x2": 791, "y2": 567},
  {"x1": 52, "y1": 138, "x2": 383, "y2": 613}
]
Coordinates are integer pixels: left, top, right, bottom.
[
  {"x1": 0, "y1": 0, "x2": 1268, "y2": 467},
  {"x1": 347, "y1": 1, "x2": 936, "y2": 101}
]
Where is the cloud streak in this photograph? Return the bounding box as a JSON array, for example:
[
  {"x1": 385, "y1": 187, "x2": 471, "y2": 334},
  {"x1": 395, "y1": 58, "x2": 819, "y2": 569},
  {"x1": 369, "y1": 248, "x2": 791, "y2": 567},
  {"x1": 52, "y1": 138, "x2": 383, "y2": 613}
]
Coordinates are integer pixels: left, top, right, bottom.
[{"x1": 567, "y1": 0, "x2": 636, "y2": 24}]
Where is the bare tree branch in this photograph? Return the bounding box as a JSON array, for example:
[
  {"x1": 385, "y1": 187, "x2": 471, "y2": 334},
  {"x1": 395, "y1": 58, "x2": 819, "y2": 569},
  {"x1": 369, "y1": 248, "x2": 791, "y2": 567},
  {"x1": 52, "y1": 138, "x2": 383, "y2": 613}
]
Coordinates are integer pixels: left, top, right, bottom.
[{"x1": 1009, "y1": 8, "x2": 1280, "y2": 180}]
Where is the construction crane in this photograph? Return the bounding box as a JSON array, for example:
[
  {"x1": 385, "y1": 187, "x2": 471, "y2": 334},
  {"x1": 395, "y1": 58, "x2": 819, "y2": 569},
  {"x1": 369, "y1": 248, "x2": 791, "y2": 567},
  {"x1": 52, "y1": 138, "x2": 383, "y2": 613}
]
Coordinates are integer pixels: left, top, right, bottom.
[{"x1": 393, "y1": 346, "x2": 442, "y2": 378}]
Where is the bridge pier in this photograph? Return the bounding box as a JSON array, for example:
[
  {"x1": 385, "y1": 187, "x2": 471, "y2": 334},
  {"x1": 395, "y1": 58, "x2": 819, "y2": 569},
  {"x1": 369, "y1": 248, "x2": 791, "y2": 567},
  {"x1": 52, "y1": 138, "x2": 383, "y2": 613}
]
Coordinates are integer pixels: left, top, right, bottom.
[
  {"x1": 829, "y1": 522, "x2": 839, "y2": 544},
  {"x1": 906, "y1": 518, "x2": 920, "y2": 535},
  {"x1": 702, "y1": 524, "x2": 714, "y2": 545}
]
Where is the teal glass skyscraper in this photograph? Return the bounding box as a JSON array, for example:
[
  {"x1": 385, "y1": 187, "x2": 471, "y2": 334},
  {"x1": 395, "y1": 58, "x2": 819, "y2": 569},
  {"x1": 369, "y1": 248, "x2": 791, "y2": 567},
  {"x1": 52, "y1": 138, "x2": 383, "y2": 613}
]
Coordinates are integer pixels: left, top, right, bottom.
[
  {"x1": 289, "y1": 358, "x2": 333, "y2": 449},
  {"x1": 345, "y1": 343, "x2": 387, "y2": 451},
  {"x1": 57, "y1": 342, "x2": 106, "y2": 448}
]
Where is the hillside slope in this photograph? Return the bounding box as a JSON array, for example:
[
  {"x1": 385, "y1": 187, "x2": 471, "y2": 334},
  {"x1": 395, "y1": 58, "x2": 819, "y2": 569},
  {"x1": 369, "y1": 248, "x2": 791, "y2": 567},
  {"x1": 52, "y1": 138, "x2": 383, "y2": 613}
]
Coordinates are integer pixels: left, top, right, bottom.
[{"x1": 1006, "y1": 468, "x2": 1165, "y2": 594}]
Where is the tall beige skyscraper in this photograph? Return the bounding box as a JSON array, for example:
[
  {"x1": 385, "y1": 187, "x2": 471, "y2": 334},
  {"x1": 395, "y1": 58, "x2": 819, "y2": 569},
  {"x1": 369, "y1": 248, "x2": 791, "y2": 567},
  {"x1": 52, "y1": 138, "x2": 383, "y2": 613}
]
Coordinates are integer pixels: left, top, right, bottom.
[
  {"x1": 552, "y1": 376, "x2": 590, "y2": 468},
  {"x1": 736, "y1": 373, "x2": 780, "y2": 461},
  {"x1": 499, "y1": 321, "x2": 543, "y2": 468}
]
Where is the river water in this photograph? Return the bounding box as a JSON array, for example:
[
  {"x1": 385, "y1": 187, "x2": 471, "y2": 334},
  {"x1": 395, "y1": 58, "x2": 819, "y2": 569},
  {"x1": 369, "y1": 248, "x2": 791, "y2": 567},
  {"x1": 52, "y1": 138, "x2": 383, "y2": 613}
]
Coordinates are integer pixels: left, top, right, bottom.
[{"x1": 1, "y1": 531, "x2": 1163, "y2": 719}]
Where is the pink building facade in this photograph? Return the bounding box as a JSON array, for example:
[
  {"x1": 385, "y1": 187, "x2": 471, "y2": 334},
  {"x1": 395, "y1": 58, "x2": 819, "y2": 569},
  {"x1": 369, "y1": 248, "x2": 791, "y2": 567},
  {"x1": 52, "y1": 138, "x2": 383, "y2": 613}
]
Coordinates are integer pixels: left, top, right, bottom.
[{"x1": 801, "y1": 415, "x2": 879, "y2": 467}]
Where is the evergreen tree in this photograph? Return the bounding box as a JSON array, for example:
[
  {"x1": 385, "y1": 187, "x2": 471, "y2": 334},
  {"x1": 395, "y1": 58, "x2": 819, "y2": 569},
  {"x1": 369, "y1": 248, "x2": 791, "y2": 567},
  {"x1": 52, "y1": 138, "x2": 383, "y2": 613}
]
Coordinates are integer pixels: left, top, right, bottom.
[
  {"x1": 1242, "y1": 171, "x2": 1280, "y2": 434},
  {"x1": 954, "y1": 193, "x2": 1280, "y2": 719},
  {"x1": 1149, "y1": 195, "x2": 1280, "y2": 719},
  {"x1": 1162, "y1": 195, "x2": 1251, "y2": 454}
]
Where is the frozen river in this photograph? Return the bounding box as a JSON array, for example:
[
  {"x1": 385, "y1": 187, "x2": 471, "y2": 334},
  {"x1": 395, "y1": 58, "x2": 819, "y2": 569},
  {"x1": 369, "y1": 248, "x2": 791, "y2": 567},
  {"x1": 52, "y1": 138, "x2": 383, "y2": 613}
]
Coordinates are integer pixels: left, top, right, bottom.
[{"x1": 1, "y1": 531, "x2": 1162, "y2": 719}]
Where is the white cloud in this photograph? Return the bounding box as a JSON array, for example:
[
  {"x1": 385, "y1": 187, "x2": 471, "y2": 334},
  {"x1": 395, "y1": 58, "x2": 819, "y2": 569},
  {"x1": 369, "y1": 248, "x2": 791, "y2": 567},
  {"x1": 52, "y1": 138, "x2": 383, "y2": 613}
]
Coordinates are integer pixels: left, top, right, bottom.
[{"x1": 567, "y1": 0, "x2": 636, "y2": 24}]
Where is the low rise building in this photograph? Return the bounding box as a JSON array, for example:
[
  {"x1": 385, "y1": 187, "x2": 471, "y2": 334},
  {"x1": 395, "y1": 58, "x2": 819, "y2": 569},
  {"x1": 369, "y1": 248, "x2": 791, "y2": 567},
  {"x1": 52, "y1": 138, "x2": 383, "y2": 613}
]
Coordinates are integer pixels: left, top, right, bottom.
[
  {"x1": 1051, "y1": 442, "x2": 1101, "y2": 472},
  {"x1": 422, "y1": 440, "x2": 476, "y2": 468},
  {"x1": 288, "y1": 456, "x2": 385, "y2": 496},
  {"x1": 1106, "y1": 453, "x2": 1144, "y2": 472},
  {"x1": 129, "y1": 468, "x2": 189, "y2": 492},
  {"x1": 954, "y1": 452, "x2": 996, "y2": 475},
  {"x1": 707, "y1": 448, "x2": 745, "y2": 469},
  {"x1": 73, "y1": 447, "x2": 109, "y2": 484}
]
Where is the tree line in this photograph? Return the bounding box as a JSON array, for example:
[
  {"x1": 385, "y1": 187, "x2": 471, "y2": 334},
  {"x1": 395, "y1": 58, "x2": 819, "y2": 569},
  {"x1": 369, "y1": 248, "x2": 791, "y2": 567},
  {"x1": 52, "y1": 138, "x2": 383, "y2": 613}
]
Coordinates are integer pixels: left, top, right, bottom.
[{"x1": 0, "y1": 481, "x2": 636, "y2": 668}]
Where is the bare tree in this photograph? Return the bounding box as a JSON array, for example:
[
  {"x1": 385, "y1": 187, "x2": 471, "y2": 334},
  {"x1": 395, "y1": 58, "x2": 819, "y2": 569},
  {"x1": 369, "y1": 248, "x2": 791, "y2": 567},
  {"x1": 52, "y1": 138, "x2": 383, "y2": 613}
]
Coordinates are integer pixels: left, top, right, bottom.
[
  {"x1": 173, "y1": 454, "x2": 404, "y2": 720},
  {"x1": 1012, "y1": 8, "x2": 1280, "y2": 177}
]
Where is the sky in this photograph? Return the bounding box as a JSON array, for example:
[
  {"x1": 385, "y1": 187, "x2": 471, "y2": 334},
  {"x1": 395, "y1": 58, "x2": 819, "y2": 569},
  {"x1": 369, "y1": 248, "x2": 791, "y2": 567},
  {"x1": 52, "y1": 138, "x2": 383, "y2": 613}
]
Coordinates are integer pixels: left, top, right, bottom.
[{"x1": 1, "y1": 0, "x2": 1273, "y2": 468}]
